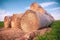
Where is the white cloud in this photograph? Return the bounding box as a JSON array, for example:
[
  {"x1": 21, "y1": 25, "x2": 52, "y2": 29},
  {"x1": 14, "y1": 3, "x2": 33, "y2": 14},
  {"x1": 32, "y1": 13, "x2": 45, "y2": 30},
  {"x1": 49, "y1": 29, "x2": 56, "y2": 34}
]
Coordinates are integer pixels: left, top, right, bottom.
[
  {"x1": 51, "y1": 13, "x2": 60, "y2": 20},
  {"x1": 40, "y1": 2, "x2": 58, "y2": 7},
  {"x1": 25, "y1": 7, "x2": 30, "y2": 10},
  {"x1": 45, "y1": 7, "x2": 60, "y2": 20},
  {"x1": 25, "y1": 2, "x2": 58, "y2": 10},
  {"x1": 48, "y1": 7, "x2": 60, "y2": 11},
  {"x1": 0, "y1": 9, "x2": 12, "y2": 21},
  {"x1": 45, "y1": 7, "x2": 60, "y2": 13},
  {"x1": 47, "y1": 8, "x2": 60, "y2": 20}
]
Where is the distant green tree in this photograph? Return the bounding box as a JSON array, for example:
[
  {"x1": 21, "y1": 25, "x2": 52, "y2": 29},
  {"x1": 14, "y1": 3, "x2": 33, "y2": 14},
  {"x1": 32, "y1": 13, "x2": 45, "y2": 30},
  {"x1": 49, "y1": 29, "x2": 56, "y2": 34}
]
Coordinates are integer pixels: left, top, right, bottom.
[{"x1": 0, "y1": 21, "x2": 4, "y2": 28}]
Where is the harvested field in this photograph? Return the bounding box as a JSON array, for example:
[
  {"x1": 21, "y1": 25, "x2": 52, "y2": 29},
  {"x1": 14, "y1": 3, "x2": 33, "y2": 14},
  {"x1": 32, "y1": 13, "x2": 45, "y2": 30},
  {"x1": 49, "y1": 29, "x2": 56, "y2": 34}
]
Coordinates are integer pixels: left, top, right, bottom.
[
  {"x1": 0, "y1": 28, "x2": 25, "y2": 40},
  {"x1": 0, "y1": 27, "x2": 51, "y2": 40}
]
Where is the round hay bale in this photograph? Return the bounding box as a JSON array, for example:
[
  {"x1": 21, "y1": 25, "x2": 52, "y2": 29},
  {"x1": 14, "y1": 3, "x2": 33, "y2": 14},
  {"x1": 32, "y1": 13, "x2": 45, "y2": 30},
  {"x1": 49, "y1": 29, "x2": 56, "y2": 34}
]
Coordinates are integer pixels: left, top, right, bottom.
[
  {"x1": 30, "y1": 2, "x2": 54, "y2": 22},
  {"x1": 4, "y1": 16, "x2": 11, "y2": 28},
  {"x1": 30, "y1": 2, "x2": 46, "y2": 14},
  {"x1": 11, "y1": 14, "x2": 23, "y2": 28},
  {"x1": 21, "y1": 10, "x2": 53, "y2": 32}
]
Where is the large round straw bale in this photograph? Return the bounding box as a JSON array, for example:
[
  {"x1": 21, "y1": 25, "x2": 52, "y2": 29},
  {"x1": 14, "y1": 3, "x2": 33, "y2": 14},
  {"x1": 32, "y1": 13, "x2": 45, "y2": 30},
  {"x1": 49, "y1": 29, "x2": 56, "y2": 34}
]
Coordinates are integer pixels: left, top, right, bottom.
[
  {"x1": 4, "y1": 16, "x2": 11, "y2": 28},
  {"x1": 30, "y1": 2, "x2": 46, "y2": 14},
  {"x1": 21, "y1": 10, "x2": 53, "y2": 32},
  {"x1": 30, "y1": 2, "x2": 54, "y2": 21},
  {"x1": 11, "y1": 14, "x2": 23, "y2": 28}
]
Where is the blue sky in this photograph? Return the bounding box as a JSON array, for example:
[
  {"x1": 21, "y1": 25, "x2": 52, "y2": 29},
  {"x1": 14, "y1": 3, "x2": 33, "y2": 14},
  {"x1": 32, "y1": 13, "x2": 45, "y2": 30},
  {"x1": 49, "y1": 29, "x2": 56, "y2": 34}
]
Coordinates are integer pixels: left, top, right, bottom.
[{"x1": 0, "y1": 0, "x2": 60, "y2": 21}]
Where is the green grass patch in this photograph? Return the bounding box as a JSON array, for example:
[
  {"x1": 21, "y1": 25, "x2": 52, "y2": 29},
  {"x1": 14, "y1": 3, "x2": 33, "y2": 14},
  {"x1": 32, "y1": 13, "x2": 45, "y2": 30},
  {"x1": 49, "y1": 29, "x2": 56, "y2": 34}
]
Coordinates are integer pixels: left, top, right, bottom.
[
  {"x1": 0, "y1": 20, "x2": 60, "y2": 40},
  {"x1": 0, "y1": 21, "x2": 4, "y2": 28},
  {"x1": 35, "y1": 20, "x2": 60, "y2": 40}
]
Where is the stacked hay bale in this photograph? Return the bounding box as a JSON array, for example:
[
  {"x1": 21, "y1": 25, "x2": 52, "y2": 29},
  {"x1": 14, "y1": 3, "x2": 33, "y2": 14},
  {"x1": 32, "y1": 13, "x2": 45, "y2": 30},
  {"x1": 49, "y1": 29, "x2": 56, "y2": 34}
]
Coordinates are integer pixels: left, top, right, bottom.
[
  {"x1": 20, "y1": 3, "x2": 54, "y2": 32},
  {"x1": 2, "y1": 2, "x2": 55, "y2": 40},
  {"x1": 4, "y1": 2, "x2": 54, "y2": 33},
  {"x1": 21, "y1": 10, "x2": 39, "y2": 32},
  {"x1": 11, "y1": 14, "x2": 23, "y2": 28},
  {"x1": 30, "y1": 2, "x2": 46, "y2": 14},
  {"x1": 4, "y1": 16, "x2": 11, "y2": 28},
  {"x1": 4, "y1": 14, "x2": 23, "y2": 29},
  {"x1": 30, "y1": 2, "x2": 54, "y2": 22},
  {"x1": 20, "y1": 10, "x2": 54, "y2": 32}
]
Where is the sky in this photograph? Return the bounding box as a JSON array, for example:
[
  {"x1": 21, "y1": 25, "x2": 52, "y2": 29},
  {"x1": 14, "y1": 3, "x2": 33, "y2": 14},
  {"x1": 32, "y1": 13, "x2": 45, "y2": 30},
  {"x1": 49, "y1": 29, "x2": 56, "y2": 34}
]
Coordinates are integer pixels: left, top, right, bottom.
[{"x1": 0, "y1": 0, "x2": 60, "y2": 21}]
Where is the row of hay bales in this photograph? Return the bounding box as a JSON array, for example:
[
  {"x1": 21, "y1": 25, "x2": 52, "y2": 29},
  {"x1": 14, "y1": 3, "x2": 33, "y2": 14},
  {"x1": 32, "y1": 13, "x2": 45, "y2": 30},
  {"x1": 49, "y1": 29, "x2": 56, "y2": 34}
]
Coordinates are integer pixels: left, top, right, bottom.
[{"x1": 4, "y1": 3, "x2": 54, "y2": 33}]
